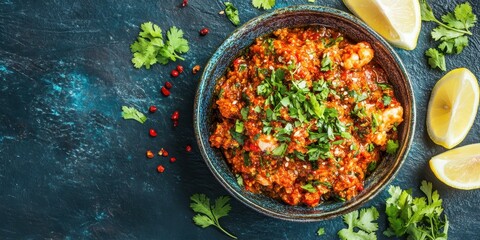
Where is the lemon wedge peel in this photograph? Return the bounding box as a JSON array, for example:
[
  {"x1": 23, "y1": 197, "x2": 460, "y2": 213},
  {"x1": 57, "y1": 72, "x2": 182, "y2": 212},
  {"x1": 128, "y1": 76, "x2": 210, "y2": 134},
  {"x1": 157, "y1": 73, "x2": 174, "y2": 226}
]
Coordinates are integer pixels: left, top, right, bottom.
[
  {"x1": 342, "y1": 0, "x2": 421, "y2": 50},
  {"x1": 426, "y1": 68, "x2": 479, "y2": 149},
  {"x1": 430, "y1": 143, "x2": 480, "y2": 190}
]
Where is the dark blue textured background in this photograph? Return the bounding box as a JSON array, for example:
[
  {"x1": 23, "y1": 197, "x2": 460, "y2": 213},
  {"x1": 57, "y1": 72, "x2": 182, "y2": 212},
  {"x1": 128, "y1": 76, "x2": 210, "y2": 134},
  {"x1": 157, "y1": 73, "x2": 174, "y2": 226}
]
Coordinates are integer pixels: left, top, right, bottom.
[{"x1": 0, "y1": 0, "x2": 479, "y2": 239}]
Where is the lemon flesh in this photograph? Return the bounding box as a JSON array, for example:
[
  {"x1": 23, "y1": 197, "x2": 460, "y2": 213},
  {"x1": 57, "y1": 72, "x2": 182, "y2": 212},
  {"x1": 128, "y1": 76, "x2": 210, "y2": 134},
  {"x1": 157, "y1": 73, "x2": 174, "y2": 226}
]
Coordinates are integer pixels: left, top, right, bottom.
[
  {"x1": 342, "y1": 0, "x2": 421, "y2": 50},
  {"x1": 430, "y1": 143, "x2": 480, "y2": 190},
  {"x1": 427, "y1": 68, "x2": 479, "y2": 149}
]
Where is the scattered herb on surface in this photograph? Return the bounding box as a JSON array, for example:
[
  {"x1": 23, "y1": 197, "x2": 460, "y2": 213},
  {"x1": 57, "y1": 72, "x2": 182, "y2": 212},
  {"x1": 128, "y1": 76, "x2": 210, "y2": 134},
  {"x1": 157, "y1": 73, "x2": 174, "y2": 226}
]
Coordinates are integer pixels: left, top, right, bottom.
[
  {"x1": 384, "y1": 181, "x2": 449, "y2": 240},
  {"x1": 420, "y1": 0, "x2": 477, "y2": 71},
  {"x1": 252, "y1": 0, "x2": 276, "y2": 10},
  {"x1": 308, "y1": 0, "x2": 316, "y2": 2},
  {"x1": 190, "y1": 194, "x2": 237, "y2": 239},
  {"x1": 130, "y1": 22, "x2": 189, "y2": 69},
  {"x1": 224, "y1": 2, "x2": 240, "y2": 26},
  {"x1": 338, "y1": 206, "x2": 379, "y2": 240},
  {"x1": 121, "y1": 106, "x2": 147, "y2": 123},
  {"x1": 316, "y1": 227, "x2": 325, "y2": 236}
]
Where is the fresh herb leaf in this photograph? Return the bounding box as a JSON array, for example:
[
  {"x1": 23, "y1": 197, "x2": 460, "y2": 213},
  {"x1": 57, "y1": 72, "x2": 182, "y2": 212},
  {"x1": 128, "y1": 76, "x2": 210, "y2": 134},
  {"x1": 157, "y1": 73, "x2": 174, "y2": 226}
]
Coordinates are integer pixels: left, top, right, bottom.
[
  {"x1": 190, "y1": 194, "x2": 237, "y2": 239},
  {"x1": 243, "y1": 152, "x2": 251, "y2": 166},
  {"x1": 230, "y1": 128, "x2": 244, "y2": 145},
  {"x1": 420, "y1": 1, "x2": 476, "y2": 70},
  {"x1": 382, "y1": 95, "x2": 392, "y2": 106},
  {"x1": 338, "y1": 206, "x2": 379, "y2": 240},
  {"x1": 131, "y1": 22, "x2": 189, "y2": 69},
  {"x1": 384, "y1": 181, "x2": 449, "y2": 240},
  {"x1": 121, "y1": 106, "x2": 147, "y2": 123},
  {"x1": 241, "y1": 107, "x2": 249, "y2": 120},
  {"x1": 236, "y1": 174, "x2": 244, "y2": 187},
  {"x1": 366, "y1": 143, "x2": 375, "y2": 152},
  {"x1": 252, "y1": 0, "x2": 275, "y2": 10},
  {"x1": 425, "y1": 48, "x2": 446, "y2": 71},
  {"x1": 272, "y1": 143, "x2": 287, "y2": 156},
  {"x1": 320, "y1": 54, "x2": 333, "y2": 71},
  {"x1": 235, "y1": 120, "x2": 244, "y2": 133},
  {"x1": 316, "y1": 227, "x2": 325, "y2": 236},
  {"x1": 301, "y1": 183, "x2": 317, "y2": 193},
  {"x1": 386, "y1": 140, "x2": 399, "y2": 154},
  {"x1": 224, "y1": 2, "x2": 240, "y2": 26}
]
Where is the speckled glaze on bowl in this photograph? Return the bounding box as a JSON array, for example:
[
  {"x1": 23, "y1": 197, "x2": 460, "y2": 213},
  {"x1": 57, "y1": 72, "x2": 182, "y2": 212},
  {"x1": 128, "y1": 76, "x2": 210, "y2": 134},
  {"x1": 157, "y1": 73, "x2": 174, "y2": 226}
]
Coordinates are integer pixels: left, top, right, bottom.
[{"x1": 194, "y1": 5, "x2": 415, "y2": 221}]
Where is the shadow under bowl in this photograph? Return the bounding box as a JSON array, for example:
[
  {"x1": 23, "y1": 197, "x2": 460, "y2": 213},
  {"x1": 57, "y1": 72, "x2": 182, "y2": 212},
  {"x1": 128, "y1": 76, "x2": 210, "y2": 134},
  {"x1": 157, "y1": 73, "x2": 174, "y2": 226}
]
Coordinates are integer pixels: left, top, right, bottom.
[{"x1": 194, "y1": 5, "x2": 416, "y2": 221}]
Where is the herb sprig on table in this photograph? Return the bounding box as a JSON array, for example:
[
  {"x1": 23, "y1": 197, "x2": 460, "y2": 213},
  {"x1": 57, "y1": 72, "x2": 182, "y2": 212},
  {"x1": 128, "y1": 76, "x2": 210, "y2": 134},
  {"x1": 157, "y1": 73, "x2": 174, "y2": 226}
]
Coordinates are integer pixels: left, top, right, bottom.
[
  {"x1": 121, "y1": 106, "x2": 147, "y2": 123},
  {"x1": 130, "y1": 22, "x2": 189, "y2": 69},
  {"x1": 252, "y1": 0, "x2": 276, "y2": 10},
  {"x1": 190, "y1": 194, "x2": 237, "y2": 239},
  {"x1": 314, "y1": 181, "x2": 448, "y2": 239},
  {"x1": 420, "y1": 0, "x2": 477, "y2": 71},
  {"x1": 224, "y1": 2, "x2": 240, "y2": 26}
]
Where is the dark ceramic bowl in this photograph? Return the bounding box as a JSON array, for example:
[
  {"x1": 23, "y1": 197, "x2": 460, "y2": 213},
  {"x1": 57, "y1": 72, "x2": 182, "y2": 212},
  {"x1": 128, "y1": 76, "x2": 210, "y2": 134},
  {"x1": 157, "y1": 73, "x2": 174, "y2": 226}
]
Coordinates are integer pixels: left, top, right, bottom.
[{"x1": 194, "y1": 5, "x2": 415, "y2": 221}]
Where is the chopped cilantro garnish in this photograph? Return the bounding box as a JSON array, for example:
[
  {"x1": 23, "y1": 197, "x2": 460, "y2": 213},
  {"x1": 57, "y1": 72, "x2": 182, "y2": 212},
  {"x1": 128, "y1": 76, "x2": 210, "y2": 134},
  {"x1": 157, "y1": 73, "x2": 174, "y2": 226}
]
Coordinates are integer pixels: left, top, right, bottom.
[
  {"x1": 235, "y1": 120, "x2": 244, "y2": 133},
  {"x1": 240, "y1": 107, "x2": 249, "y2": 120},
  {"x1": 272, "y1": 143, "x2": 287, "y2": 156},
  {"x1": 243, "y1": 152, "x2": 251, "y2": 166},
  {"x1": 321, "y1": 54, "x2": 333, "y2": 71},
  {"x1": 224, "y1": 2, "x2": 240, "y2": 26},
  {"x1": 382, "y1": 95, "x2": 392, "y2": 106},
  {"x1": 301, "y1": 183, "x2": 317, "y2": 193},
  {"x1": 386, "y1": 140, "x2": 399, "y2": 154}
]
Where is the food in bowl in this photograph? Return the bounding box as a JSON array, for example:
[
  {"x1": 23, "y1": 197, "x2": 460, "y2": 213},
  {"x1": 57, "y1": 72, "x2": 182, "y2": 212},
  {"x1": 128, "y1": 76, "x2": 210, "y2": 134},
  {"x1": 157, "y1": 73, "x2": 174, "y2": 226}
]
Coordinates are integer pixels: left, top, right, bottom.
[{"x1": 209, "y1": 26, "x2": 403, "y2": 207}]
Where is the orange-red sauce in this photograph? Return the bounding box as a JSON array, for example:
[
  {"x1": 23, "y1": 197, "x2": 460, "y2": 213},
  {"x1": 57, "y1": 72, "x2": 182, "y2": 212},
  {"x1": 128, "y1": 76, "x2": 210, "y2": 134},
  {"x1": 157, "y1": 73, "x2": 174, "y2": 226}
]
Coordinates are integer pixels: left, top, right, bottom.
[{"x1": 210, "y1": 27, "x2": 403, "y2": 207}]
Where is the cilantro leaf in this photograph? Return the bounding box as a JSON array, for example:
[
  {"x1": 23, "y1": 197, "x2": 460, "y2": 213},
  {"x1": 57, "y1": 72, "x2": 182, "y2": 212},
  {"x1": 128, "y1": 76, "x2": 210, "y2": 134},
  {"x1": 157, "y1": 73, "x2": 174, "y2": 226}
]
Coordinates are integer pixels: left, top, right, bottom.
[
  {"x1": 382, "y1": 95, "x2": 392, "y2": 106},
  {"x1": 317, "y1": 227, "x2": 325, "y2": 236},
  {"x1": 301, "y1": 183, "x2": 317, "y2": 193},
  {"x1": 224, "y1": 2, "x2": 240, "y2": 26},
  {"x1": 320, "y1": 54, "x2": 333, "y2": 71},
  {"x1": 386, "y1": 140, "x2": 399, "y2": 154},
  {"x1": 166, "y1": 26, "x2": 189, "y2": 54},
  {"x1": 421, "y1": 1, "x2": 476, "y2": 70},
  {"x1": 130, "y1": 22, "x2": 189, "y2": 69},
  {"x1": 190, "y1": 194, "x2": 237, "y2": 239},
  {"x1": 454, "y1": 2, "x2": 477, "y2": 30},
  {"x1": 121, "y1": 106, "x2": 147, "y2": 124},
  {"x1": 384, "y1": 181, "x2": 449, "y2": 240},
  {"x1": 338, "y1": 207, "x2": 379, "y2": 240},
  {"x1": 425, "y1": 48, "x2": 446, "y2": 71},
  {"x1": 252, "y1": 0, "x2": 276, "y2": 10}
]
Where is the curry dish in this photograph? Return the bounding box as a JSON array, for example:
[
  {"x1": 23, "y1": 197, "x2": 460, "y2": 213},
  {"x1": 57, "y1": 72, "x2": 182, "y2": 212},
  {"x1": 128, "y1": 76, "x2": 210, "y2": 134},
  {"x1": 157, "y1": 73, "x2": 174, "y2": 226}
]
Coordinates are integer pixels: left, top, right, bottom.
[{"x1": 209, "y1": 27, "x2": 403, "y2": 207}]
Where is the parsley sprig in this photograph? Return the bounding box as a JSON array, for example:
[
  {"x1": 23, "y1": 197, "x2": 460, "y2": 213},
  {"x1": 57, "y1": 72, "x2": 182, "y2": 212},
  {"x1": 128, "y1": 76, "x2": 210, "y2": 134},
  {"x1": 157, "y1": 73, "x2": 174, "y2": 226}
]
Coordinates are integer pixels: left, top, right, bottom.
[
  {"x1": 338, "y1": 207, "x2": 379, "y2": 240},
  {"x1": 121, "y1": 106, "x2": 147, "y2": 123},
  {"x1": 384, "y1": 181, "x2": 449, "y2": 239},
  {"x1": 190, "y1": 194, "x2": 237, "y2": 239},
  {"x1": 252, "y1": 0, "x2": 276, "y2": 10},
  {"x1": 421, "y1": 1, "x2": 477, "y2": 71},
  {"x1": 130, "y1": 22, "x2": 189, "y2": 69}
]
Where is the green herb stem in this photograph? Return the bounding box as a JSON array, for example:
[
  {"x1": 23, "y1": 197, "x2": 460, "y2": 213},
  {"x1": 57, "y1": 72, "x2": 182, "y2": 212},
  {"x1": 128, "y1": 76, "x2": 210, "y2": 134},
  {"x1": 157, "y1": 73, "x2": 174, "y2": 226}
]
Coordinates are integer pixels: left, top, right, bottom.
[
  {"x1": 216, "y1": 224, "x2": 237, "y2": 239},
  {"x1": 433, "y1": 19, "x2": 472, "y2": 35}
]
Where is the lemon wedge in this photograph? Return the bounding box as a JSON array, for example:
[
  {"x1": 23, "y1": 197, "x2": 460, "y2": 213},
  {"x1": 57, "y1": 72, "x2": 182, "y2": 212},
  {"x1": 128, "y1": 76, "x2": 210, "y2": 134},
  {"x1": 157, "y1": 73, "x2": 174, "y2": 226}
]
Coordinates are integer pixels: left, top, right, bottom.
[
  {"x1": 430, "y1": 143, "x2": 480, "y2": 190},
  {"x1": 427, "y1": 68, "x2": 479, "y2": 149},
  {"x1": 342, "y1": 0, "x2": 421, "y2": 50}
]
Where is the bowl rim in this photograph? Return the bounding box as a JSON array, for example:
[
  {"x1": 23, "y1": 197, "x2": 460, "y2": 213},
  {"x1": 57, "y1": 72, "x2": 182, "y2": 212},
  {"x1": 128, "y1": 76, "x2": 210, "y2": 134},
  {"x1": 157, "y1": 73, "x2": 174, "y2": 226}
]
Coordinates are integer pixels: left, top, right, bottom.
[{"x1": 194, "y1": 5, "x2": 416, "y2": 221}]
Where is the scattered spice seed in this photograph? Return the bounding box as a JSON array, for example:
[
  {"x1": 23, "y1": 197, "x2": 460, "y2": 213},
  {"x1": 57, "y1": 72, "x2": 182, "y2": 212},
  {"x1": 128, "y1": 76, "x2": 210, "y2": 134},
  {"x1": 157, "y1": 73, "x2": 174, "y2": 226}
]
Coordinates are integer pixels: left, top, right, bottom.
[
  {"x1": 199, "y1": 28, "x2": 209, "y2": 36},
  {"x1": 165, "y1": 81, "x2": 173, "y2": 89},
  {"x1": 161, "y1": 87, "x2": 170, "y2": 96},
  {"x1": 173, "y1": 120, "x2": 179, "y2": 127},
  {"x1": 149, "y1": 105, "x2": 157, "y2": 113},
  {"x1": 171, "y1": 111, "x2": 179, "y2": 120},
  {"x1": 219, "y1": 10, "x2": 225, "y2": 15},
  {"x1": 192, "y1": 65, "x2": 201, "y2": 74},
  {"x1": 186, "y1": 145, "x2": 192, "y2": 152},
  {"x1": 159, "y1": 148, "x2": 169, "y2": 157},
  {"x1": 170, "y1": 157, "x2": 177, "y2": 163},
  {"x1": 146, "y1": 150, "x2": 154, "y2": 159},
  {"x1": 149, "y1": 129, "x2": 158, "y2": 137},
  {"x1": 157, "y1": 165, "x2": 165, "y2": 173},
  {"x1": 181, "y1": 0, "x2": 188, "y2": 7},
  {"x1": 171, "y1": 69, "x2": 179, "y2": 77},
  {"x1": 176, "y1": 65, "x2": 184, "y2": 73}
]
